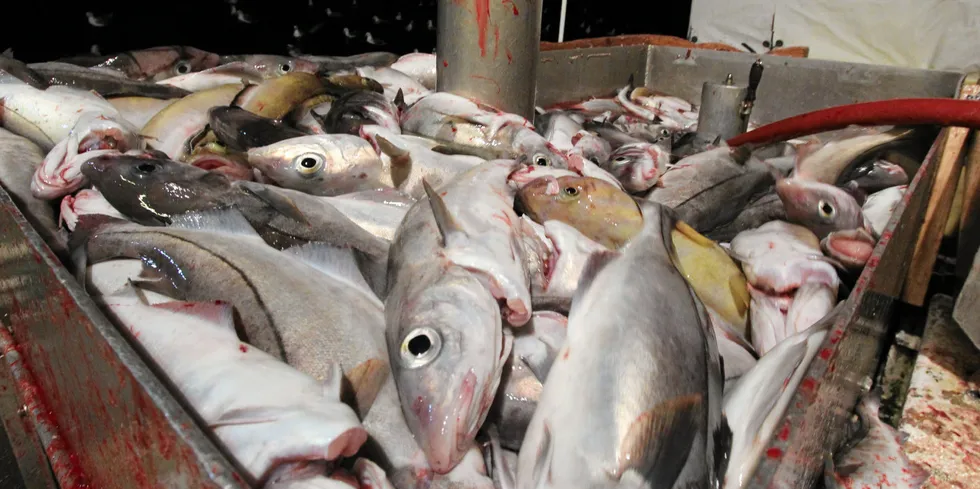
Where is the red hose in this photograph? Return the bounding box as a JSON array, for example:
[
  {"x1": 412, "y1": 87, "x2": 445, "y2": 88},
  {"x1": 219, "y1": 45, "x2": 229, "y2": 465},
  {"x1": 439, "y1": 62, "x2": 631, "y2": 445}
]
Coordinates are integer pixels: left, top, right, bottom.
[{"x1": 727, "y1": 98, "x2": 980, "y2": 147}]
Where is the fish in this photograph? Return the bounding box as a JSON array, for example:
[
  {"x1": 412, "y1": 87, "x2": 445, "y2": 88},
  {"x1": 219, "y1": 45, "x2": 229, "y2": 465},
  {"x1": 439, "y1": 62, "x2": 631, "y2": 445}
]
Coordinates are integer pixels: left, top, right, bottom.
[
  {"x1": 245, "y1": 134, "x2": 388, "y2": 196},
  {"x1": 108, "y1": 96, "x2": 178, "y2": 129},
  {"x1": 517, "y1": 200, "x2": 726, "y2": 489},
  {"x1": 705, "y1": 191, "x2": 785, "y2": 243},
  {"x1": 28, "y1": 62, "x2": 191, "y2": 99},
  {"x1": 723, "y1": 308, "x2": 835, "y2": 489},
  {"x1": 507, "y1": 156, "x2": 623, "y2": 190},
  {"x1": 79, "y1": 155, "x2": 391, "y2": 289},
  {"x1": 706, "y1": 307, "x2": 758, "y2": 381},
  {"x1": 0, "y1": 128, "x2": 66, "y2": 257},
  {"x1": 401, "y1": 92, "x2": 568, "y2": 169},
  {"x1": 101, "y1": 286, "x2": 367, "y2": 482},
  {"x1": 216, "y1": 54, "x2": 321, "y2": 79},
  {"x1": 514, "y1": 175, "x2": 643, "y2": 249},
  {"x1": 0, "y1": 83, "x2": 125, "y2": 150},
  {"x1": 568, "y1": 130, "x2": 612, "y2": 166},
  {"x1": 775, "y1": 178, "x2": 871, "y2": 239},
  {"x1": 746, "y1": 285, "x2": 790, "y2": 356},
  {"x1": 729, "y1": 220, "x2": 840, "y2": 295},
  {"x1": 821, "y1": 228, "x2": 878, "y2": 269},
  {"x1": 604, "y1": 141, "x2": 671, "y2": 193},
  {"x1": 534, "y1": 111, "x2": 584, "y2": 152},
  {"x1": 317, "y1": 189, "x2": 413, "y2": 243},
  {"x1": 288, "y1": 95, "x2": 334, "y2": 135},
  {"x1": 785, "y1": 283, "x2": 837, "y2": 339},
  {"x1": 75, "y1": 210, "x2": 390, "y2": 418},
  {"x1": 320, "y1": 90, "x2": 402, "y2": 135},
  {"x1": 824, "y1": 391, "x2": 929, "y2": 489},
  {"x1": 208, "y1": 106, "x2": 309, "y2": 152},
  {"x1": 839, "y1": 159, "x2": 909, "y2": 194},
  {"x1": 31, "y1": 111, "x2": 143, "y2": 200},
  {"x1": 385, "y1": 161, "x2": 531, "y2": 473},
  {"x1": 511, "y1": 310, "x2": 567, "y2": 383},
  {"x1": 140, "y1": 83, "x2": 245, "y2": 161},
  {"x1": 155, "y1": 60, "x2": 307, "y2": 92},
  {"x1": 59, "y1": 188, "x2": 127, "y2": 231},
  {"x1": 233, "y1": 72, "x2": 328, "y2": 120},
  {"x1": 793, "y1": 127, "x2": 915, "y2": 185},
  {"x1": 647, "y1": 146, "x2": 774, "y2": 233},
  {"x1": 582, "y1": 118, "x2": 649, "y2": 150},
  {"x1": 264, "y1": 460, "x2": 396, "y2": 489},
  {"x1": 862, "y1": 185, "x2": 906, "y2": 236},
  {"x1": 361, "y1": 377, "x2": 496, "y2": 489},
  {"x1": 360, "y1": 124, "x2": 484, "y2": 199},
  {"x1": 301, "y1": 52, "x2": 399, "y2": 71},
  {"x1": 56, "y1": 46, "x2": 221, "y2": 81},
  {"x1": 353, "y1": 66, "x2": 431, "y2": 106},
  {"x1": 487, "y1": 357, "x2": 543, "y2": 453},
  {"x1": 0, "y1": 54, "x2": 48, "y2": 88},
  {"x1": 389, "y1": 52, "x2": 437, "y2": 90},
  {"x1": 625, "y1": 86, "x2": 699, "y2": 130},
  {"x1": 522, "y1": 219, "x2": 608, "y2": 314}
]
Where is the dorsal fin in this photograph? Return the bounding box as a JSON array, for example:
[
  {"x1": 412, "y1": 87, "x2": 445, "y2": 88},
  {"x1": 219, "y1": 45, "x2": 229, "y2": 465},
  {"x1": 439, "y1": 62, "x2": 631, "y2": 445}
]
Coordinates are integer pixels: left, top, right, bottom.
[
  {"x1": 422, "y1": 178, "x2": 464, "y2": 246},
  {"x1": 169, "y1": 209, "x2": 261, "y2": 238},
  {"x1": 393, "y1": 88, "x2": 407, "y2": 112},
  {"x1": 282, "y1": 243, "x2": 381, "y2": 306},
  {"x1": 374, "y1": 135, "x2": 412, "y2": 188}
]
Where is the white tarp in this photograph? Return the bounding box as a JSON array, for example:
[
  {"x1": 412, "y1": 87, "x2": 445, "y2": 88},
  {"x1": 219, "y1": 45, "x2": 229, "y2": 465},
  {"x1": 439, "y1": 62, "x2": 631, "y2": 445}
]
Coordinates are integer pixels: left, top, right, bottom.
[{"x1": 688, "y1": 0, "x2": 980, "y2": 71}]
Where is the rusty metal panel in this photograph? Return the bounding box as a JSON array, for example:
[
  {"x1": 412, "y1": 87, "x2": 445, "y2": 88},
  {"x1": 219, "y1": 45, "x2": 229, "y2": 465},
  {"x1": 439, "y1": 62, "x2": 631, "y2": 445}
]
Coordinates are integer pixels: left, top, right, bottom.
[
  {"x1": 535, "y1": 45, "x2": 649, "y2": 107},
  {"x1": 743, "y1": 131, "x2": 945, "y2": 487},
  {"x1": 899, "y1": 294, "x2": 980, "y2": 489},
  {"x1": 0, "y1": 185, "x2": 249, "y2": 489},
  {"x1": 0, "y1": 331, "x2": 56, "y2": 489}
]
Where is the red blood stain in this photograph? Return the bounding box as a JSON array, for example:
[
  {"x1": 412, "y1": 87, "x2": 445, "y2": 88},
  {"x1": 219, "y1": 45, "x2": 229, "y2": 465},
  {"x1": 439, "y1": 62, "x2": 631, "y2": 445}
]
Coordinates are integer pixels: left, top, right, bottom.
[
  {"x1": 866, "y1": 255, "x2": 880, "y2": 268},
  {"x1": 493, "y1": 26, "x2": 500, "y2": 59},
  {"x1": 766, "y1": 448, "x2": 783, "y2": 459},
  {"x1": 475, "y1": 0, "x2": 490, "y2": 57},
  {"x1": 443, "y1": 60, "x2": 449, "y2": 67},
  {"x1": 502, "y1": 0, "x2": 518, "y2": 15},
  {"x1": 819, "y1": 348, "x2": 833, "y2": 360},
  {"x1": 359, "y1": 173, "x2": 368, "y2": 179},
  {"x1": 800, "y1": 378, "x2": 817, "y2": 392},
  {"x1": 928, "y1": 406, "x2": 951, "y2": 420},
  {"x1": 506, "y1": 48, "x2": 513, "y2": 63},
  {"x1": 778, "y1": 424, "x2": 791, "y2": 441},
  {"x1": 470, "y1": 74, "x2": 502, "y2": 94},
  {"x1": 239, "y1": 345, "x2": 248, "y2": 353},
  {"x1": 562, "y1": 348, "x2": 570, "y2": 360}
]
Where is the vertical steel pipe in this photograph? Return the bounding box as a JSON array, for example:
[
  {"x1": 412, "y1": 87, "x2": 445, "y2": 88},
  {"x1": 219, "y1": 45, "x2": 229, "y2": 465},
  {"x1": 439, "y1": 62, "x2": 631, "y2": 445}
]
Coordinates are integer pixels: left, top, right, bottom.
[{"x1": 436, "y1": 0, "x2": 543, "y2": 119}]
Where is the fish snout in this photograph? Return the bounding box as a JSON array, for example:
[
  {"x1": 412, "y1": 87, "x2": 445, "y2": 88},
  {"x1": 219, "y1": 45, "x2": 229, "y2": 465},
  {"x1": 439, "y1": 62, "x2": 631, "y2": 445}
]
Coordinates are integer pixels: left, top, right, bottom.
[{"x1": 419, "y1": 371, "x2": 479, "y2": 474}]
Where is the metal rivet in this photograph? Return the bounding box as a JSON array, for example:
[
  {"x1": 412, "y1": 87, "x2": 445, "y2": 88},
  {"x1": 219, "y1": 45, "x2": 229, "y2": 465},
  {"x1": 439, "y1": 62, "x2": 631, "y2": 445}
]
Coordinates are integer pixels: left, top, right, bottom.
[
  {"x1": 775, "y1": 40, "x2": 784, "y2": 47},
  {"x1": 691, "y1": 36, "x2": 698, "y2": 43},
  {"x1": 762, "y1": 40, "x2": 771, "y2": 48}
]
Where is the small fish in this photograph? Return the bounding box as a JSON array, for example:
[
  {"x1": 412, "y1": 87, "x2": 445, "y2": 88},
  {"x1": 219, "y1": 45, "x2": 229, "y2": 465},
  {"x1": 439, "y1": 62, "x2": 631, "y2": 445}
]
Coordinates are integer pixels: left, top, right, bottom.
[
  {"x1": 604, "y1": 141, "x2": 671, "y2": 193},
  {"x1": 108, "y1": 96, "x2": 178, "y2": 129},
  {"x1": 825, "y1": 391, "x2": 929, "y2": 489},
  {"x1": 216, "y1": 54, "x2": 320, "y2": 79},
  {"x1": 56, "y1": 46, "x2": 220, "y2": 81},
  {"x1": 141, "y1": 83, "x2": 245, "y2": 161},
  {"x1": 534, "y1": 110, "x2": 584, "y2": 152},
  {"x1": 730, "y1": 220, "x2": 839, "y2": 295},
  {"x1": 568, "y1": 130, "x2": 612, "y2": 166},
  {"x1": 517, "y1": 200, "x2": 726, "y2": 489},
  {"x1": 208, "y1": 106, "x2": 308, "y2": 152},
  {"x1": 317, "y1": 189, "x2": 413, "y2": 243},
  {"x1": 233, "y1": 72, "x2": 328, "y2": 120},
  {"x1": 862, "y1": 185, "x2": 906, "y2": 236},
  {"x1": 320, "y1": 90, "x2": 401, "y2": 135},
  {"x1": 390, "y1": 52, "x2": 437, "y2": 90},
  {"x1": 515, "y1": 175, "x2": 643, "y2": 249},
  {"x1": 353, "y1": 66, "x2": 431, "y2": 105},
  {"x1": 301, "y1": 52, "x2": 400, "y2": 71},
  {"x1": 776, "y1": 178, "x2": 871, "y2": 239},
  {"x1": 840, "y1": 159, "x2": 909, "y2": 193},
  {"x1": 705, "y1": 191, "x2": 785, "y2": 243},
  {"x1": 246, "y1": 134, "x2": 387, "y2": 196},
  {"x1": 29, "y1": 62, "x2": 191, "y2": 99},
  {"x1": 793, "y1": 127, "x2": 915, "y2": 185}
]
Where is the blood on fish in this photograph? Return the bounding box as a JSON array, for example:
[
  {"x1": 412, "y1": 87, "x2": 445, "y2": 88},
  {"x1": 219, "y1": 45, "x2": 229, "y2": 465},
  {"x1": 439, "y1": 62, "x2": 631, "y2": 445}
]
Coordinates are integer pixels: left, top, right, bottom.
[
  {"x1": 778, "y1": 424, "x2": 791, "y2": 441},
  {"x1": 819, "y1": 348, "x2": 833, "y2": 360},
  {"x1": 766, "y1": 448, "x2": 783, "y2": 459},
  {"x1": 238, "y1": 345, "x2": 247, "y2": 353}
]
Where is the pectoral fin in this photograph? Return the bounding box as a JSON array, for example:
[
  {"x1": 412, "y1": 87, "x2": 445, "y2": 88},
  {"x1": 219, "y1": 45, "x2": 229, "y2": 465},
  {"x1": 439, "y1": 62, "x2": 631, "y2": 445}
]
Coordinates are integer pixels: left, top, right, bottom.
[{"x1": 613, "y1": 393, "x2": 704, "y2": 488}]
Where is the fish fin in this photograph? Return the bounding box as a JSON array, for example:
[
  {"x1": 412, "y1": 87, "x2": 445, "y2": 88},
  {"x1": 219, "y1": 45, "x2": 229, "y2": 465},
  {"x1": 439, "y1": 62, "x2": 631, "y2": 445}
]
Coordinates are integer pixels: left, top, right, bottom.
[
  {"x1": 135, "y1": 253, "x2": 190, "y2": 300},
  {"x1": 210, "y1": 406, "x2": 282, "y2": 427},
  {"x1": 341, "y1": 357, "x2": 390, "y2": 418},
  {"x1": 237, "y1": 181, "x2": 310, "y2": 225},
  {"x1": 570, "y1": 250, "x2": 620, "y2": 308},
  {"x1": 168, "y1": 209, "x2": 261, "y2": 238},
  {"x1": 422, "y1": 178, "x2": 465, "y2": 246},
  {"x1": 728, "y1": 275, "x2": 751, "y2": 319},
  {"x1": 613, "y1": 394, "x2": 702, "y2": 486},
  {"x1": 429, "y1": 145, "x2": 455, "y2": 155},
  {"x1": 393, "y1": 88, "x2": 407, "y2": 112},
  {"x1": 151, "y1": 300, "x2": 236, "y2": 331},
  {"x1": 674, "y1": 220, "x2": 715, "y2": 247},
  {"x1": 281, "y1": 243, "x2": 381, "y2": 304},
  {"x1": 375, "y1": 135, "x2": 412, "y2": 188},
  {"x1": 67, "y1": 214, "x2": 129, "y2": 254},
  {"x1": 320, "y1": 361, "x2": 345, "y2": 401},
  {"x1": 713, "y1": 416, "x2": 734, "y2": 483},
  {"x1": 626, "y1": 73, "x2": 636, "y2": 91},
  {"x1": 529, "y1": 422, "x2": 555, "y2": 489}
]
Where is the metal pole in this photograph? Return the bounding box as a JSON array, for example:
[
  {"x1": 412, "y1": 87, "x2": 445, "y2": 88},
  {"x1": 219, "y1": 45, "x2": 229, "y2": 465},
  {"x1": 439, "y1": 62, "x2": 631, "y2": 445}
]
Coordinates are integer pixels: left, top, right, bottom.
[{"x1": 436, "y1": 0, "x2": 543, "y2": 119}]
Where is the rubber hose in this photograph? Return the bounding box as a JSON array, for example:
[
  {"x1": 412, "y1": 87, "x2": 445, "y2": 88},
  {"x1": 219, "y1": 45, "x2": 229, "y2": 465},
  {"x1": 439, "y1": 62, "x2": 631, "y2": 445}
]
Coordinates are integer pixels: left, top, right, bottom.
[{"x1": 727, "y1": 98, "x2": 980, "y2": 147}]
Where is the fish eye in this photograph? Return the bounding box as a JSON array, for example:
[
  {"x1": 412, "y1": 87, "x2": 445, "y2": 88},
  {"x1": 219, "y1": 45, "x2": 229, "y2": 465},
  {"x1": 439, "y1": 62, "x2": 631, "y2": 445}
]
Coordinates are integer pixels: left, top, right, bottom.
[
  {"x1": 294, "y1": 153, "x2": 325, "y2": 176},
  {"x1": 660, "y1": 128, "x2": 671, "y2": 137},
  {"x1": 563, "y1": 186, "x2": 579, "y2": 196},
  {"x1": 278, "y1": 62, "x2": 293, "y2": 74},
  {"x1": 613, "y1": 155, "x2": 631, "y2": 163},
  {"x1": 589, "y1": 156, "x2": 600, "y2": 164},
  {"x1": 818, "y1": 200, "x2": 836, "y2": 219},
  {"x1": 135, "y1": 162, "x2": 157, "y2": 174},
  {"x1": 400, "y1": 327, "x2": 442, "y2": 368},
  {"x1": 174, "y1": 61, "x2": 192, "y2": 75},
  {"x1": 533, "y1": 154, "x2": 549, "y2": 166}
]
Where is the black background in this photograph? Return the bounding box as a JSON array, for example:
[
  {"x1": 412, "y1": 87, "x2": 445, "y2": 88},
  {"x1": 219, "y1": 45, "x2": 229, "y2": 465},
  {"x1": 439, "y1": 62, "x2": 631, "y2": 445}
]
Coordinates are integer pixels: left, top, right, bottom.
[{"x1": 3, "y1": 0, "x2": 691, "y2": 62}]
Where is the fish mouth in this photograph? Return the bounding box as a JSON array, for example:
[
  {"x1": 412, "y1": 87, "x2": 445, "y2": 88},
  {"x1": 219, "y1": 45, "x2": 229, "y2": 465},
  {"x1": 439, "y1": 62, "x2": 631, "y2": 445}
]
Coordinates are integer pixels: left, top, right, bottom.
[
  {"x1": 32, "y1": 119, "x2": 141, "y2": 200},
  {"x1": 418, "y1": 370, "x2": 480, "y2": 474},
  {"x1": 189, "y1": 154, "x2": 254, "y2": 181}
]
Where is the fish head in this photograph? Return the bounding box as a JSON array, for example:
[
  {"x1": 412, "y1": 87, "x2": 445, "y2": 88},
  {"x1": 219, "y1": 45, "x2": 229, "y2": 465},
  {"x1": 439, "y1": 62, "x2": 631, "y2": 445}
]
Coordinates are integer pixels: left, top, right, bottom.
[
  {"x1": 606, "y1": 142, "x2": 670, "y2": 193},
  {"x1": 235, "y1": 55, "x2": 321, "y2": 79},
  {"x1": 81, "y1": 153, "x2": 230, "y2": 222},
  {"x1": 31, "y1": 113, "x2": 142, "y2": 200},
  {"x1": 516, "y1": 138, "x2": 570, "y2": 170},
  {"x1": 144, "y1": 46, "x2": 221, "y2": 81},
  {"x1": 325, "y1": 91, "x2": 400, "y2": 135},
  {"x1": 775, "y1": 178, "x2": 867, "y2": 239},
  {"x1": 570, "y1": 130, "x2": 612, "y2": 166},
  {"x1": 516, "y1": 175, "x2": 642, "y2": 249},
  {"x1": 389, "y1": 266, "x2": 511, "y2": 474},
  {"x1": 247, "y1": 135, "x2": 383, "y2": 195}
]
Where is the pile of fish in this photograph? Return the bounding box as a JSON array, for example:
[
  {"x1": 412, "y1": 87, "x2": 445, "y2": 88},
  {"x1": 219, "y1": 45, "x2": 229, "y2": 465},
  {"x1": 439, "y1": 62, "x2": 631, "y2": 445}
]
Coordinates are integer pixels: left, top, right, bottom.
[{"x1": 0, "y1": 46, "x2": 929, "y2": 489}]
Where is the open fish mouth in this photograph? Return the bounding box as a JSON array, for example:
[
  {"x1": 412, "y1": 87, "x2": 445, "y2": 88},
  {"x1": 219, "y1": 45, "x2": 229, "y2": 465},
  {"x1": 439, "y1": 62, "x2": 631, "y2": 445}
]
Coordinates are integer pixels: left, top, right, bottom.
[{"x1": 188, "y1": 153, "x2": 255, "y2": 181}]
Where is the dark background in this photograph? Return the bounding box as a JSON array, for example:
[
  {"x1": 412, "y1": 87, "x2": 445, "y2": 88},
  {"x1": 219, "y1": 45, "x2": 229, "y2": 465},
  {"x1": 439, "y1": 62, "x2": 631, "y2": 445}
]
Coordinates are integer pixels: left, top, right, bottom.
[{"x1": 2, "y1": 0, "x2": 692, "y2": 62}]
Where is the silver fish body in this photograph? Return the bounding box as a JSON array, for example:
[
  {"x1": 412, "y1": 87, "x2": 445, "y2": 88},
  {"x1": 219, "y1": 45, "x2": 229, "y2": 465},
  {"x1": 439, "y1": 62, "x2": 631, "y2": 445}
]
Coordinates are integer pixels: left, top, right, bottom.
[
  {"x1": 0, "y1": 128, "x2": 66, "y2": 256},
  {"x1": 246, "y1": 134, "x2": 387, "y2": 196},
  {"x1": 517, "y1": 201, "x2": 726, "y2": 489}
]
